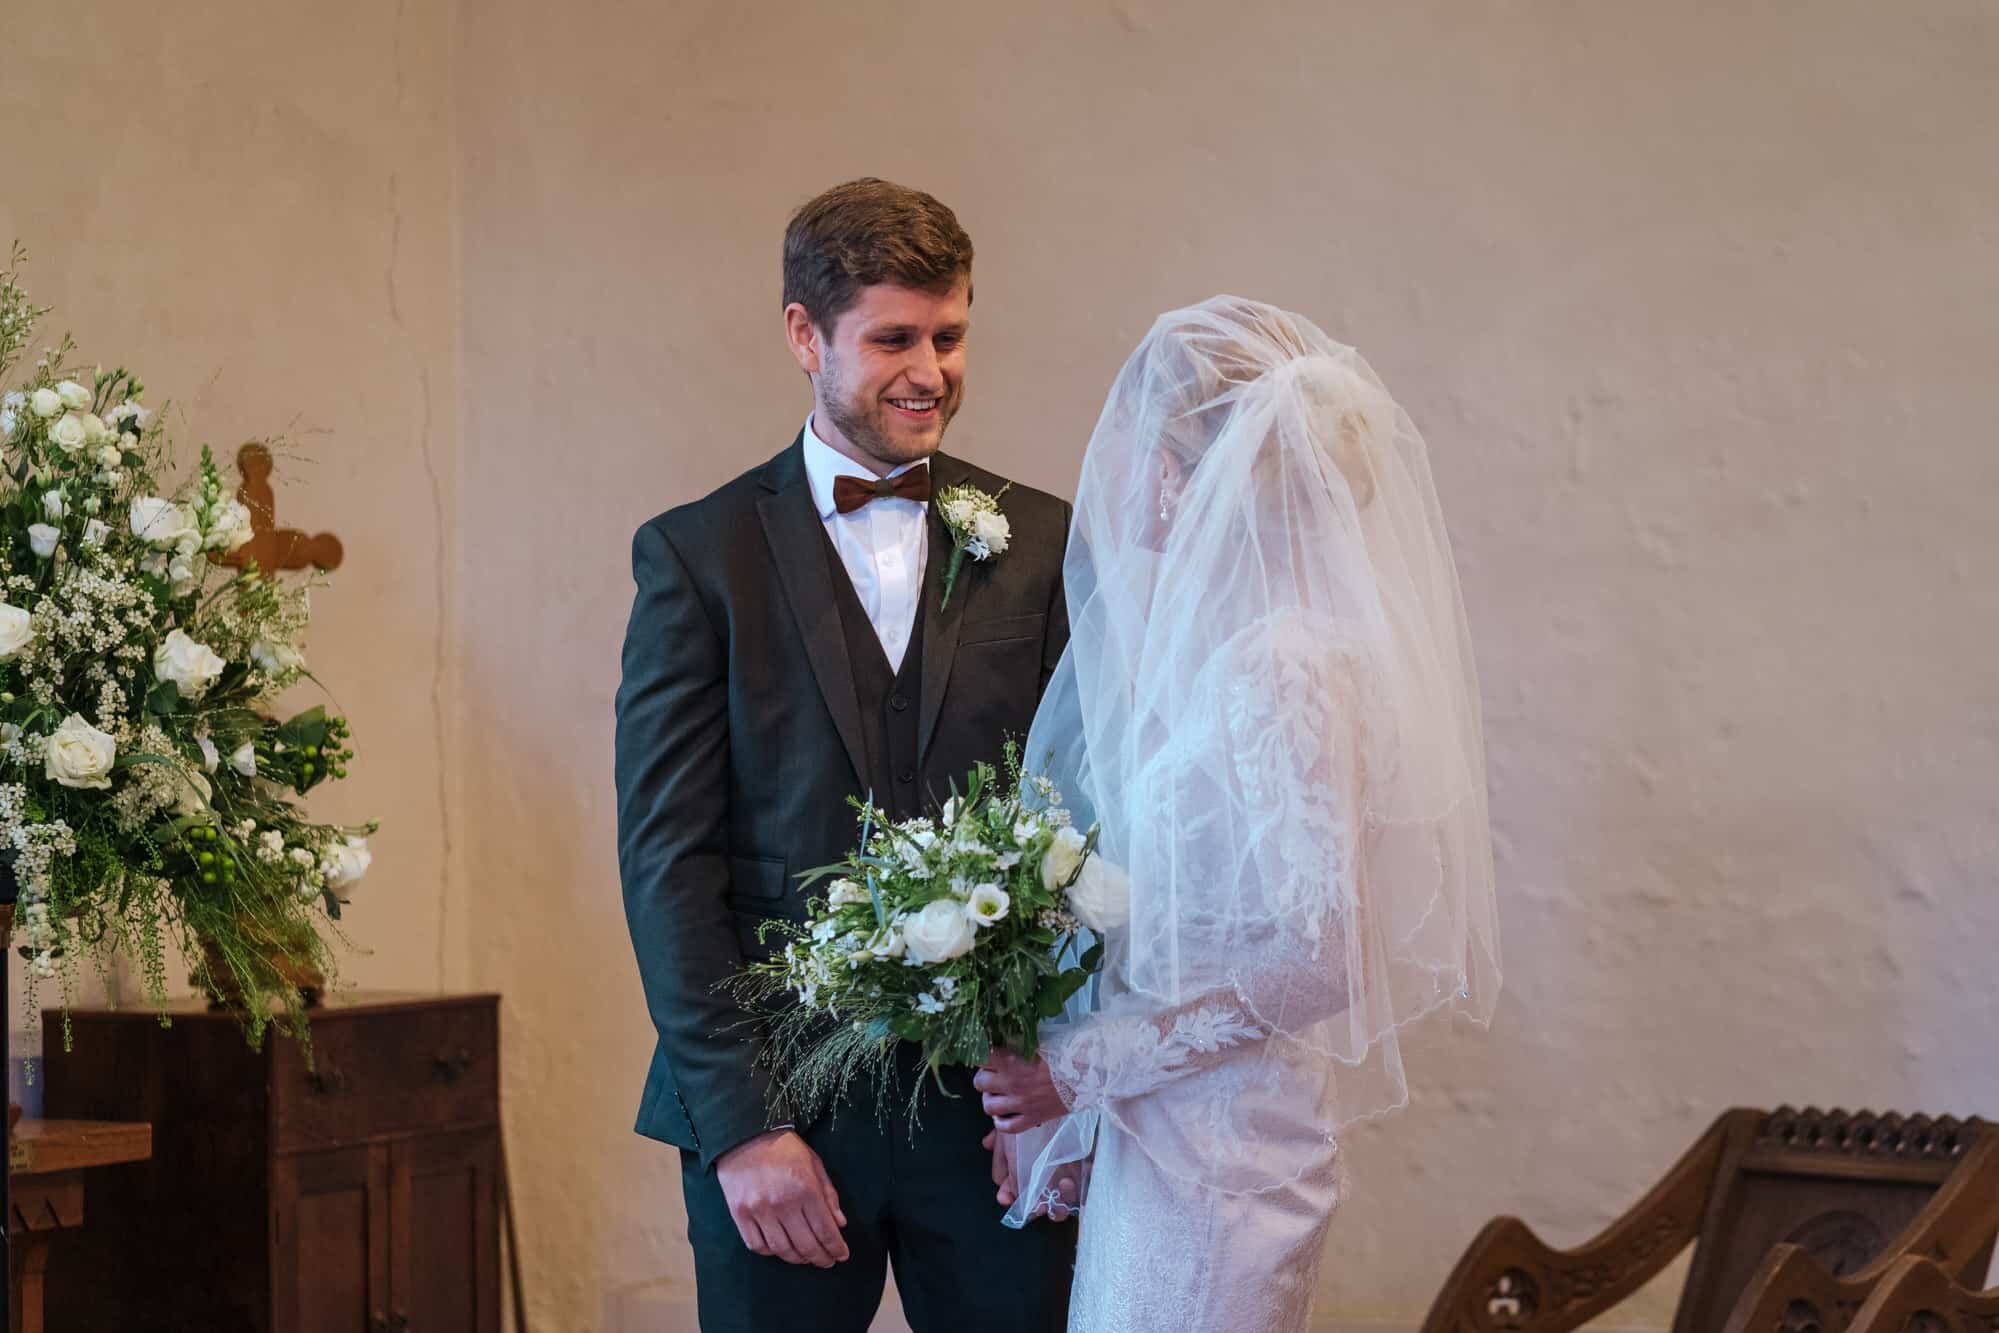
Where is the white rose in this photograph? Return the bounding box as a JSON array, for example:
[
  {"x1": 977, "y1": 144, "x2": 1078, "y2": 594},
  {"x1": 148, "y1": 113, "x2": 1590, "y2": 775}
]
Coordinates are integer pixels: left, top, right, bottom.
[
  {"x1": 205, "y1": 497, "x2": 256, "y2": 552},
  {"x1": 172, "y1": 768, "x2": 213, "y2": 817},
  {"x1": 81, "y1": 518, "x2": 110, "y2": 548},
  {"x1": 1040, "y1": 824, "x2": 1089, "y2": 893},
  {"x1": 322, "y1": 835, "x2": 372, "y2": 891},
  {"x1": 153, "y1": 628, "x2": 226, "y2": 699},
  {"x1": 40, "y1": 491, "x2": 66, "y2": 521},
  {"x1": 45, "y1": 713, "x2": 117, "y2": 789},
  {"x1": 965, "y1": 883, "x2": 1010, "y2": 927},
  {"x1": 48, "y1": 412, "x2": 88, "y2": 453},
  {"x1": 129, "y1": 496, "x2": 195, "y2": 546},
  {"x1": 901, "y1": 899, "x2": 977, "y2": 964},
  {"x1": 95, "y1": 443, "x2": 122, "y2": 469},
  {"x1": 865, "y1": 924, "x2": 906, "y2": 959},
  {"x1": 198, "y1": 735, "x2": 220, "y2": 772},
  {"x1": 1067, "y1": 853, "x2": 1131, "y2": 932},
  {"x1": 971, "y1": 509, "x2": 1010, "y2": 557},
  {"x1": 26, "y1": 524, "x2": 59, "y2": 559},
  {"x1": 250, "y1": 639, "x2": 304, "y2": 675},
  {"x1": 0, "y1": 603, "x2": 32, "y2": 660},
  {"x1": 80, "y1": 413, "x2": 110, "y2": 445},
  {"x1": 229, "y1": 742, "x2": 257, "y2": 777},
  {"x1": 55, "y1": 380, "x2": 91, "y2": 411},
  {"x1": 29, "y1": 388, "x2": 63, "y2": 419},
  {"x1": 827, "y1": 878, "x2": 869, "y2": 907}
]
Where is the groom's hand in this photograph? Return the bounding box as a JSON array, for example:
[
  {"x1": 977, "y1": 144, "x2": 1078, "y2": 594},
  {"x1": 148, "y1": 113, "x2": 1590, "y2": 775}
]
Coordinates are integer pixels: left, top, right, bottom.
[
  {"x1": 713, "y1": 1129, "x2": 850, "y2": 1267},
  {"x1": 975, "y1": 1047, "x2": 1068, "y2": 1134}
]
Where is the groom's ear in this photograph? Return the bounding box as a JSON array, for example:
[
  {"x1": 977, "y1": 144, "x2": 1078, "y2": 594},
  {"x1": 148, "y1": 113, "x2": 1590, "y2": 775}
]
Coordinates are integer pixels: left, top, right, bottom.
[{"x1": 784, "y1": 302, "x2": 824, "y2": 376}]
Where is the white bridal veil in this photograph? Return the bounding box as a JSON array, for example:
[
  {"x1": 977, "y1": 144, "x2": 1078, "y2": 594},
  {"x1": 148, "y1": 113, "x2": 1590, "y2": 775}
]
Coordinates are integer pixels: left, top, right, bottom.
[{"x1": 1006, "y1": 296, "x2": 1500, "y2": 1221}]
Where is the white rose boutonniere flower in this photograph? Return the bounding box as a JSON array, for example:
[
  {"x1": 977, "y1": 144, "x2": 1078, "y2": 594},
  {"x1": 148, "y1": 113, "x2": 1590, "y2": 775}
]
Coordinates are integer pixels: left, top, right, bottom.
[
  {"x1": 154, "y1": 628, "x2": 226, "y2": 699},
  {"x1": 0, "y1": 602, "x2": 33, "y2": 659},
  {"x1": 932, "y1": 480, "x2": 1013, "y2": 610},
  {"x1": 46, "y1": 713, "x2": 117, "y2": 789},
  {"x1": 902, "y1": 898, "x2": 977, "y2": 964}
]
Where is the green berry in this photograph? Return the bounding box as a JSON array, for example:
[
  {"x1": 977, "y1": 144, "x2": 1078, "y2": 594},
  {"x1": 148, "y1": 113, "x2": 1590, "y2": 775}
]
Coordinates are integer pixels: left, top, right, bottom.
[{"x1": 200, "y1": 871, "x2": 218, "y2": 885}]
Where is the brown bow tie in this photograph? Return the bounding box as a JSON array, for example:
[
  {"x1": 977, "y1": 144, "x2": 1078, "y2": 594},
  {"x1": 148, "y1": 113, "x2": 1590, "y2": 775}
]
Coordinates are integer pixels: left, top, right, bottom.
[{"x1": 832, "y1": 464, "x2": 932, "y2": 515}]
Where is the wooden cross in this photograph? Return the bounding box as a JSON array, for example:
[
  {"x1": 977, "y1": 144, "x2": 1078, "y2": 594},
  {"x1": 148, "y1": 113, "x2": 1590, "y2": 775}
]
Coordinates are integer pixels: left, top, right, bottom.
[{"x1": 215, "y1": 444, "x2": 344, "y2": 574}]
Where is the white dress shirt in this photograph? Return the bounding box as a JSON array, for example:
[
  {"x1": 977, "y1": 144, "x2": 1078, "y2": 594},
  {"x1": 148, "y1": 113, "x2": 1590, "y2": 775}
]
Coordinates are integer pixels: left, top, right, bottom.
[{"x1": 801, "y1": 416, "x2": 930, "y2": 671}]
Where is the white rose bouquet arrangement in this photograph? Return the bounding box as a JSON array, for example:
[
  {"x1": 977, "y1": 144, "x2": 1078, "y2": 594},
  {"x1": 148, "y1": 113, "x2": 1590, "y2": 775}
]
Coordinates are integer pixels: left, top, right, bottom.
[
  {"x1": 0, "y1": 248, "x2": 373, "y2": 1049},
  {"x1": 731, "y1": 745, "x2": 1128, "y2": 1122}
]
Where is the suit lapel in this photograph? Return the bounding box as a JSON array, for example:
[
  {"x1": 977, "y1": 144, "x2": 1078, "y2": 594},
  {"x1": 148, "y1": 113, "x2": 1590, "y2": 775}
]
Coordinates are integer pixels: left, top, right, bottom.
[
  {"x1": 917, "y1": 454, "x2": 972, "y2": 763},
  {"x1": 757, "y1": 436, "x2": 868, "y2": 787}
]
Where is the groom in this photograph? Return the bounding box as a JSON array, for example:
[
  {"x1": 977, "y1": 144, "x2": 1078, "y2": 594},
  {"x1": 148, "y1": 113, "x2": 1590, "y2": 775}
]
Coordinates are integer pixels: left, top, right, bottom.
[{"x1": 615, "y1": 179, "x2": 1075, "y2": 1331}]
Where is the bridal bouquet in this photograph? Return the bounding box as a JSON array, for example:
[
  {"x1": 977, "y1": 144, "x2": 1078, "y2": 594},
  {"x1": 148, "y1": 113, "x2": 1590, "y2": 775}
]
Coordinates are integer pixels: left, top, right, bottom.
[
  {"x1": 0, "y1": 247, "x2": 373, "y2": 1049},
  {"x1": 733, "y1": 747, "x2": 1128, "y2": 1120}
]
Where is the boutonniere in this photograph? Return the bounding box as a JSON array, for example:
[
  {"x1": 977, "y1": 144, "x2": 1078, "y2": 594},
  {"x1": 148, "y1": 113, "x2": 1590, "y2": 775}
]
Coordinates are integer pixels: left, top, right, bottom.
[{"x1": 935, "y1": 481, "x2": 1012, "y2": 610}]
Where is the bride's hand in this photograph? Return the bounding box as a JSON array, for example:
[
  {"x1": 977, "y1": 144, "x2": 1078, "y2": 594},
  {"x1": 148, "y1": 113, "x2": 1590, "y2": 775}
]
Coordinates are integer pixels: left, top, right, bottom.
[{"x1": 974, "y1": 1047, "x2": 1067, "y2": 1134}]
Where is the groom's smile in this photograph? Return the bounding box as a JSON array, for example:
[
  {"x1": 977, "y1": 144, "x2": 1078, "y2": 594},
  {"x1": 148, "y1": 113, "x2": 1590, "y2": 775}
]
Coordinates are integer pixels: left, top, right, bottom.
[{"x1": 791, "y1": 278, "x2": 970, "y2": 474}]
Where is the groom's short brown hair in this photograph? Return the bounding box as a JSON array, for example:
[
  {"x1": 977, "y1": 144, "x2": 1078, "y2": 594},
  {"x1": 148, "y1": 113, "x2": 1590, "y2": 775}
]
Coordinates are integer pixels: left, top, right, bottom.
[{"x1": 783, "y1": 179, "x2": 974, "y2": 333}]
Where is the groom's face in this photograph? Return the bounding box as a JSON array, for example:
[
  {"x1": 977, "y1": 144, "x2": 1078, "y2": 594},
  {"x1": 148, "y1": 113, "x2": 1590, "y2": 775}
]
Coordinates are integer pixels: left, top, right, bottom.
[{"x1": 798, "y1": 280, "x2": 969, "y2": 473}]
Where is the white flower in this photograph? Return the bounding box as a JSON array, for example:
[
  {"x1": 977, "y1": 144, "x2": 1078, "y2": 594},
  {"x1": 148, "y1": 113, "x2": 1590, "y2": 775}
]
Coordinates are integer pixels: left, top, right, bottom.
[
  {"x1": 26, "y1": 524, "x2": 59, "y2": 559},
  {"x1": 45, "y1": 713, "x2": 117, "y2": 789},
  {"x1": 81, "y1": 413, "x2": 111, "y2": 445},
  {"x1": 289, "y1": 847, "x2": 315, "y2": 868},
  {"x1": 205, "y1": 497, "x2": 255, "y2": 552},
  {"x1": 914, "y1": 992, "x2": 948, "y2": 1015},
  {"x1": 154, "y1": 628, "x2": 227, "y2": 699},
  {"x1": 939, "y1": 796, "x2": 960, "y2": 826},
  {"x1": 865, "y1": 924, "x2": 906, "y2": 959},
  {"x1": 1040, "y1": 824, "x2": 1088, "y2": 892},
  {"x1": 198, "y1": 735, "x2": 220, "y2": 772},
  {"x1": 0, "y1": 603, "x2": 33, "y2": 660},
  {"x1": 942, "y1": 497, "x2": 976, "y2": 527},
  {"x1": 172, "y1": 768, "x2": 213, "y2": 818},
  {"x1": 321, "y1": 835, "x2": 372, "y2": 891},
  {"x1": 40, "y1": 491, "x2": 66, "y2": 521},
  {"x1": 48, "y1": 412, "x2": 88, "y2": 453},
  {"x1": 0, "y1": 391, "x2": 21, "y2": 439},
  {"x1": 1067, "y1": 853, "x2": 1131, "y2": 932},
  {"x1": 129, "y1": 496, "x2": 195, "y2": 546},
  {"x1": 95, "y1": 443, "x2": 122, "y2": 469},
  {"x1": 902, "y1": 898, "x2": 977, "y2": 964},
  {"x1": 971, "y1": 509, "x2": 1010, "y2": 557},
  {"x1": 81, "y1": 518, "x2": 110, "y2": 547},
  {"x1": 29, "y1": 388, "x2": 63, "y2": 419},
  {"x1": 106, "y1": 400, "x2": 149, "y2": 430},
  {"x1": 230, "y1": 742, "x2": 257, "y2": 777},
  {"x1": 934, "y1": 975, "x2": 958, "y2": 999},
  {"x1": 250, "y1": 639, "x2": 305, "y2": 675},
  {"x1": 55, "y1": 380, "x2": 91, "y2": 411},
  {"x1": 965, "y1": 883, "x2": 1011, "y2": 927},
  {"x1": 827, "y1": 878, "x2": 869, "y2": 907}
]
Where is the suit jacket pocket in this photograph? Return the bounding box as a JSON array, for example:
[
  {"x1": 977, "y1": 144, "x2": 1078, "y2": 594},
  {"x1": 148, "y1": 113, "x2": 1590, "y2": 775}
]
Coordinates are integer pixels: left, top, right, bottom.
[
  {"x1": 959, "y1": 612, "x2": 1045, "y2": 647},
  {"x1": 726, "y1": 854, "x2": 786, "y2": 906}
]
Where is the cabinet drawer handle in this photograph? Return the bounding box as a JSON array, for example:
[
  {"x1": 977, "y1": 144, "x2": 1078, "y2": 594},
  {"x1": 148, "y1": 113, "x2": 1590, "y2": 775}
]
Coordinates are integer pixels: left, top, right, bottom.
[
  {"x1": 433, "y1": 1048, "x2": 476, "y2": 1083},
  {"x1": 305, "y1": 1067, "x2": 348, "y2": 1095}
]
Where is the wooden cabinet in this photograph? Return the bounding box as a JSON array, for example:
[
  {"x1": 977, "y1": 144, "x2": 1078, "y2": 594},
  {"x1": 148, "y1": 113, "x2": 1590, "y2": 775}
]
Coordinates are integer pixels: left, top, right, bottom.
[{"x1": 41, "y1": 992, "x2": 501, "y2": 1333}]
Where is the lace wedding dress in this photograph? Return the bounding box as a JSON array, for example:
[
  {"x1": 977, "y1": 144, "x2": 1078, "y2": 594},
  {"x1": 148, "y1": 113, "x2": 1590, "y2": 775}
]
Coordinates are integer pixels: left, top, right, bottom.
[{"x1": 1006, "y1": 298, "x2": 1500, "y2": 1332}]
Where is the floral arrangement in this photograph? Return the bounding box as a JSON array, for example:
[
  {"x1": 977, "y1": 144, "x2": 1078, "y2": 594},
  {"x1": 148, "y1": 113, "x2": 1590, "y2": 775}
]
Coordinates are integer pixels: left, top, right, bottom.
[
  {"x1": 0, "y1": 247, "x2": 372, "y2": 1049},
  {"x1": 732, "y1": 747, "x2": 1128, "y2": 1121},
  {"x1": 934, "y1": 481, "x2": 1010, "y2": 610}
]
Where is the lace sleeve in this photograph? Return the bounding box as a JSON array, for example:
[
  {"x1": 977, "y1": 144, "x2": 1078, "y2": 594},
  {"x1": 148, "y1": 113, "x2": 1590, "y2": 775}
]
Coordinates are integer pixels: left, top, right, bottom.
[{"x1": 1042, "y1": 612, "x2": 1367, "y2": 1114}]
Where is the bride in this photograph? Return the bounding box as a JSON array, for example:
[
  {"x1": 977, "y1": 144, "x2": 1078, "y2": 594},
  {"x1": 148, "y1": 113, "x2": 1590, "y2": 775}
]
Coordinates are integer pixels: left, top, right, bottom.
[{"x1": 973, "y1": 297, "x2": 1501, "y2": 1331}]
